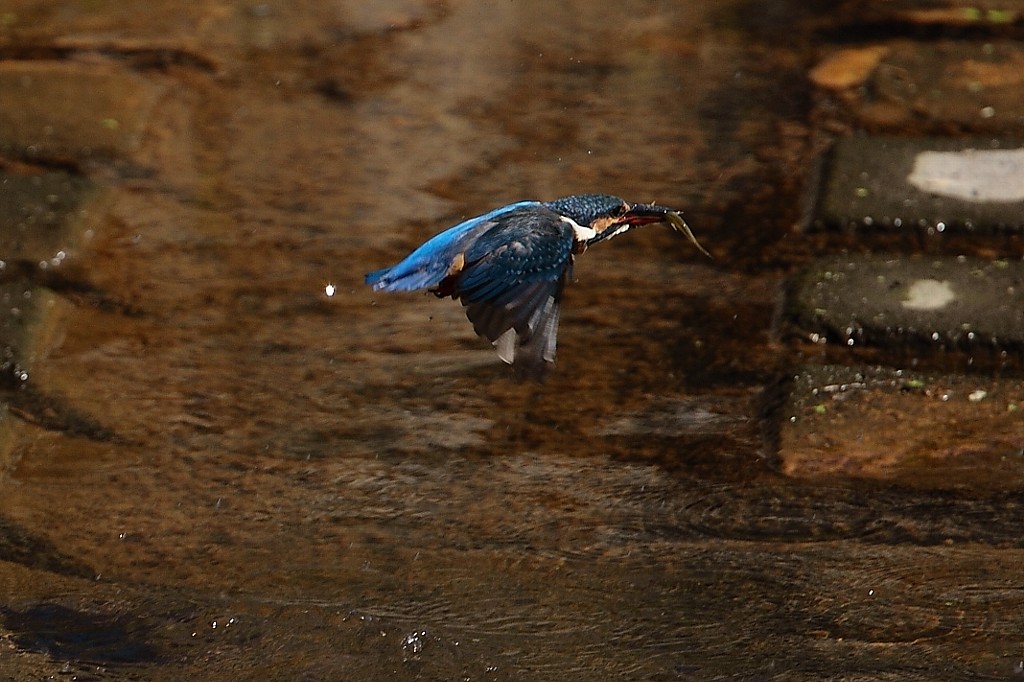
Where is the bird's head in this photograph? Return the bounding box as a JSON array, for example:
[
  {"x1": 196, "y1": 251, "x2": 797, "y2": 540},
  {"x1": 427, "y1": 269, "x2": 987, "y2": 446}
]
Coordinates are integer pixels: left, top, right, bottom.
[
  {"x1": 543, "y1": 193, "x2": 631, "y2": 228},
  {"x1": 544, "y1": 194, "x2": 709, "y2": 257}
]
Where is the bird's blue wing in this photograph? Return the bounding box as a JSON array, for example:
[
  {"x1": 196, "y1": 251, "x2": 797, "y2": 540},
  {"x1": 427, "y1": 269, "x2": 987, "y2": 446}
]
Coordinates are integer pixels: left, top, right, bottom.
[
  {"x1": 456, "y1": 209, "x2": 574, "y2": 302},
  {"x1": 365, "y1": 201, "x2": 541, "y2": 292},
  {"x1": 452, "y1": 208, "x2": 576, "y2": 380}
]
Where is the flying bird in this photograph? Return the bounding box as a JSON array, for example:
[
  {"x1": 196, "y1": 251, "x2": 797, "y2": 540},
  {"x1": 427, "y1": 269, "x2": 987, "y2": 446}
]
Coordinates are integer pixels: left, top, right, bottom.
[{"x1": 365, "y1": 194, "x2": 709, "y2": 380}]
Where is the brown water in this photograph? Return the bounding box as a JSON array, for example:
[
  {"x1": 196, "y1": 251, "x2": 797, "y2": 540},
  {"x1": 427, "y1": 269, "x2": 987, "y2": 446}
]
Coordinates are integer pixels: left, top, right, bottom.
[{"x1": 1, "y1": 1, "x2": 1023, "y2": 679}]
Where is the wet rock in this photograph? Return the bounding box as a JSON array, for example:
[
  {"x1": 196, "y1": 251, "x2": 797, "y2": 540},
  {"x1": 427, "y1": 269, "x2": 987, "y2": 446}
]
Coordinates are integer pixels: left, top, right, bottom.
[
  {"x1": 0, "y1": 172, "x2": 95, "y2": 265},
  {"x1": 895, "y1": 4, "x2": 1019, "y2": 27},
  {"x1": 815, "y1": 40, "x2": 1024, "y2": 131},
  {"x1": 806, "y1": 0, "x2": 1015, "y2": 35},
  {"x1": 777, "y1": 364, "x2": 1024, "y2": 484},
  {"x1": 790, "y1": 254, "x2": 1024, "y2": 355},
  {"x1": 868, "y1": 41, "x2": 1024, "y2": 130},
  {"x1": 0, "y1": 61, "x2": 163, "y2": 162},
  {"x1": 811, "y1": 136, "x2": 1024, "y2": 235},
  {"x1": 809, "y1": 45, "x2": 889, "y2": 91},
  {"x1": 0, "y1": 170, "x2": 107, "y2": 465},
  {"x1": 814, "y1": 0, "x2": 1020, "y2": 32},
  {"x1": 0, "y1": 282, "x2": 69, "y2": 471},
  {"x1": 875, "y1": 42, "x2": 1024, "y2": 129},
  {"x1": 0, "y1": 169, "x2": 105, "y2": 387},
  {"x1": 0, "y1": 284, "x2": 64, "y2": 383}
]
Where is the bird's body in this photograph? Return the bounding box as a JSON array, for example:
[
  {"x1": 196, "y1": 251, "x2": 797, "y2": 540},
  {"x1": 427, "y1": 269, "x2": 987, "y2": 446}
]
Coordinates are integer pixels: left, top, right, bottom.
[{"x1": 366, "y1": 194, "x2": 708, "y2": 380}]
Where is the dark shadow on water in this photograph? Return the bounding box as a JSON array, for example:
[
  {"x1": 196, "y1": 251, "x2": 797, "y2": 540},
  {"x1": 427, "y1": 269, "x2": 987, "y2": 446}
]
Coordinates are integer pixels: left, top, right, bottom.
[
  {"x1": 1, "y1": 603, "x2": 161, "y2": 667},
  {"x1": 0, "y1": 516, "x2": 94, "y2": 579}
]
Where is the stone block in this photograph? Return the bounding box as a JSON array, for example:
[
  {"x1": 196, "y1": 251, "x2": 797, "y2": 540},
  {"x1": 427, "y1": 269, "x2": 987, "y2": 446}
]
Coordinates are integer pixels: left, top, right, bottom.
[
  {"x1": 812, "y1": 136, "x2": 1024, "y2": 235},
  {"x1": 790, "y1": 254, "x2": 1024, "y2": 354},
  {"x1": 0, "y1": 61, "x2": 163, "y2": 161},
  {"x1": 778, "y1": 364, "x2": 1023, "y2": 485},
  {"x1": 812, "y1": 40, "x2": 1024, "y2": 132},
  {"x1": 0, "y1": 172, "x2": 96, "y2": 265}
]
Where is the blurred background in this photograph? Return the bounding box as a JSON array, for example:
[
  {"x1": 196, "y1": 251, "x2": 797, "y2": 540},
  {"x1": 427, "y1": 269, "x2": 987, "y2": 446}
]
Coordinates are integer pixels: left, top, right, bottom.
[{"x1": 0, "y1": 1, "x2": 1022, "y2": 679}]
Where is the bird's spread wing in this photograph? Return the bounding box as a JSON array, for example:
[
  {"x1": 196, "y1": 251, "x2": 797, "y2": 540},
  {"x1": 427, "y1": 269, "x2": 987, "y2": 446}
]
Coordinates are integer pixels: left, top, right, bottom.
[
  {"x1": 451, "y1": 208, "x2": 575, "y2": 380},
  {"x1": 365, "y1": 201, "x2": 541, "y2": 292}
]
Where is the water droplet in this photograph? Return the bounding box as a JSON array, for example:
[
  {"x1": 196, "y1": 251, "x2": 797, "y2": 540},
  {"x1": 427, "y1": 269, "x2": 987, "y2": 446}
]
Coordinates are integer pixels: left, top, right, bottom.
[{"x1": 402, "y1": 630, "x2": 427, "y2": 655}]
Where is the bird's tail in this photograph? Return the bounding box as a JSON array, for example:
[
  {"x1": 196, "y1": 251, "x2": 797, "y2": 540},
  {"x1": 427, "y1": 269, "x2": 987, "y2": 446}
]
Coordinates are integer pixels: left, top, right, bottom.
[
  {"x1": 364, "y1": 262, "x2": 447, "y2": 292},
  {"x1": 464, "y1": 275, "x2": 565, "y2": 382},
  {"x1": 364, "y1": 268, "x2": 391, "y2": 288},
  {"x1": 512, "y1": 295, "x2": 560, "y2": 381}
]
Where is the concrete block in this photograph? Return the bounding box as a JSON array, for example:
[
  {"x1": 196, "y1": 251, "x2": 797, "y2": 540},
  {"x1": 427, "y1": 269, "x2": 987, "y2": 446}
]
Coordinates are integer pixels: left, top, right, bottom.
[
  {"x1": 790, "y1": 254, "x2": 1024, "y2": 354},
  {"x1": 812, "y1": 136, "x2": 1024, "y2": 234}
]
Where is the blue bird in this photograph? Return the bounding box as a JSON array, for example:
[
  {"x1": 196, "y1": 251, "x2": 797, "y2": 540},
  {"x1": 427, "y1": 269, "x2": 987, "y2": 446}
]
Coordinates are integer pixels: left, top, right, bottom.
[{"x1": 366, "y1": 194, "x2": 709, "y2": 380}]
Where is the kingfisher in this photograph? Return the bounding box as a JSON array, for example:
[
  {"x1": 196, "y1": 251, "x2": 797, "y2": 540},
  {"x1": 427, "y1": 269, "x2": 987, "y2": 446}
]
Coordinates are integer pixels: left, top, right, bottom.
[{"x1": 365, "y1": 194, "x2": 709, "y2": 380}]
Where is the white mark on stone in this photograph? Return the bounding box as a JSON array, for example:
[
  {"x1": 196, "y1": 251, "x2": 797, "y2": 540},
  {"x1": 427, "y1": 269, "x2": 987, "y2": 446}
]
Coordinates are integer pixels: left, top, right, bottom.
[
  {"x1": 907, "y1": 148, "x2": 1024, "y2": 202},
  {"x1": 901, "y1": 278, "x2": 955, "y2": 311}
]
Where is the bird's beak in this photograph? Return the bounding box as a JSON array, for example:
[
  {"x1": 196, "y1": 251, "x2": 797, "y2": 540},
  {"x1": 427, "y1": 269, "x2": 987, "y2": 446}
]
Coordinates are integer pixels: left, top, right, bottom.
[{"x1": 590, "y1": 204, "x2": 711, "y2": 258}]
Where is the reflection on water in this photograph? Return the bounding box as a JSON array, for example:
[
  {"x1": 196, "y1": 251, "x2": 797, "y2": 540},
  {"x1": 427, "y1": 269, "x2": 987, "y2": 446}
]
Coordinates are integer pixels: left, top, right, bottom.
[{"x1": 1, "y1": 0, "x2": 1022, "y2": 679}]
